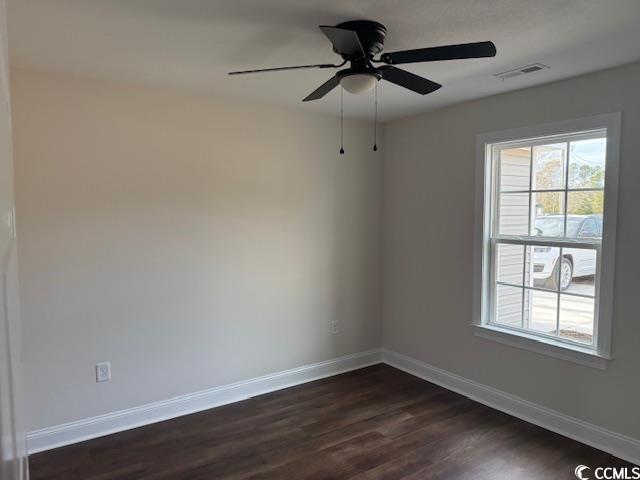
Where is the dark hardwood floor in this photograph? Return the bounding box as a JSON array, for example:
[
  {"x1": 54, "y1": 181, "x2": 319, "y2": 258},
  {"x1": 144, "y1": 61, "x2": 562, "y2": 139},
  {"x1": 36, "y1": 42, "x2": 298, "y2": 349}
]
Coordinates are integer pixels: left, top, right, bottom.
[{"x1": 30, "y1": 364, "x2": 633, "y2": 479}]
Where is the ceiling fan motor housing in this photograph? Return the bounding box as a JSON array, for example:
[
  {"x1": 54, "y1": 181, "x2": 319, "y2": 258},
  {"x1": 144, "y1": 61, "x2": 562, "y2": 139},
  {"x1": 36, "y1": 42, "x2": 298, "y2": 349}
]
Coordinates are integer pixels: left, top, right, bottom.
[{"x1": 334, "y1": 20, "x2": 387, "y2": 58}]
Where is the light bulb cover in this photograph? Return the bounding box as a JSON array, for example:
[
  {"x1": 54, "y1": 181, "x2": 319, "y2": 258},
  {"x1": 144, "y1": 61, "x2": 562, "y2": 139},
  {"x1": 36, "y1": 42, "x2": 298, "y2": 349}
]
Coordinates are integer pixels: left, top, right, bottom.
[{"x1": 340, "y1": 74, "x2": 377, "y2": 94}]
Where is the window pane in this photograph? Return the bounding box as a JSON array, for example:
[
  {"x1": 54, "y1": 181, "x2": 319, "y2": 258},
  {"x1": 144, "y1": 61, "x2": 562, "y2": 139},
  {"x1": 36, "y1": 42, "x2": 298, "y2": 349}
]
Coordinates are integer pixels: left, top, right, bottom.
[
  {"x1": 499, "y1": 147, "x2": 531, "y2": 192},
  {"x1": 531, "y1": 192, "x2": 564, "y2": 237},
  {"x1": 559, "y1": 295, "x2": 594, "y2": 345},
  {"x1": 532, "y1": 143, "x2": 566, "y2": 190},
  {"x1": 568, "y1": 138, "x2": 606, "y2": 189},
  {"x1": 524, "y1": 245, "x2": 561, "y2": 291},
  {"x1": 487, "y1": 129, "x2": 609, "y2": 352},
  {"x1": 498, "y1": 193, "x2": 529, "y2": 235},
  {"x1": 562, "y1": 248, "x2": 596, "y2": 297},
  {"x1": 567, "y1": 190, "x2": 603, "y2": 220},
  {"x1": 495, "y1": 284, "x2": 522, "y2": 327},
  {"x1": 496, "y1": 243, "x2": 524, "y2": 285},
  {"x1": 524, "y1": 289, "x2": 558, "y2": 335}
]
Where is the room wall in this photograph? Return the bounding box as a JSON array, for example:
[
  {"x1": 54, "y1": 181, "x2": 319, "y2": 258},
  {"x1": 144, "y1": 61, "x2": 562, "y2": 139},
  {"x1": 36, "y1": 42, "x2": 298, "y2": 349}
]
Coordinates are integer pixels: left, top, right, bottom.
[
  {"x1": 11, "y1": 69, "x2": 382, "y2": 431},
  {"x1": 382, "y1": 62, "x2": 640, "y2": 440}
]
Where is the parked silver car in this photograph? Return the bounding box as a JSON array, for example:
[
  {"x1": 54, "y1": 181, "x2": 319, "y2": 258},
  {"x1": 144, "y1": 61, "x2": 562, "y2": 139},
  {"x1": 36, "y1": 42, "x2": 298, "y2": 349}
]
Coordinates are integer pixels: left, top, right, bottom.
[{"x1": 533, "y1": 215, "x2": 601, "y2": 290}]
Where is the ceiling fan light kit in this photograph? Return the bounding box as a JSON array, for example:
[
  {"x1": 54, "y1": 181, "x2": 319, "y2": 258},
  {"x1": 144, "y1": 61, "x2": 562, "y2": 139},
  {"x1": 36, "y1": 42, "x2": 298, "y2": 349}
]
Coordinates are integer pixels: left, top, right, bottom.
[
  {"x1": 229, "y1": 20, "x2": 496, "y2": 152},
  {"x1": 339, "y1": 73, "x2": 378, "y2": 94}
]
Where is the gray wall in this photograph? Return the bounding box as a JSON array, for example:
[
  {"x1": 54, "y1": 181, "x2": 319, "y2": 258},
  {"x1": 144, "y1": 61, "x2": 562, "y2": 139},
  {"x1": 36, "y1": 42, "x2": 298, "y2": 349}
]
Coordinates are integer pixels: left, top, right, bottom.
[
  {"x1": 382, "y1": 62, "x2": 640, "y2": 439},
  {"x1": 13, "y1": 60, "x2": 640, "y2": 443},
  {"x1": 12, "y1": 69, "x2": 382, "y2": 431}
]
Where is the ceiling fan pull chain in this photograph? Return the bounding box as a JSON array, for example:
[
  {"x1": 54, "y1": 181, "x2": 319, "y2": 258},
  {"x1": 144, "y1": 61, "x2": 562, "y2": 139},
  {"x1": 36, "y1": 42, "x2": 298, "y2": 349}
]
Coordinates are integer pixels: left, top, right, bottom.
[
  {"x1": 373, "y1": 82, "x2": 378, "y2": 151},
  {"x1": 340, "y1": 87, "x2": 345, "y2": 155}
]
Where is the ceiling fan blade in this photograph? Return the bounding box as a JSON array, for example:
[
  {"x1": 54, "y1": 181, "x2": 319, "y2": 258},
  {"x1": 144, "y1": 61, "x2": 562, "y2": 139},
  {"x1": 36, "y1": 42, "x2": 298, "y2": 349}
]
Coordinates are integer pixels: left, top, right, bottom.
[
  {"x1": 319, "y1": 25, "x2": 366, "y2": 59},
  {"x1": 229, "y1": 63, "x2": 338, "y2": 75},
  {"x1": 379, "y1": 66, "x2": 441, "y2": 95},
  {"x1": 380, "y1": 41, "x2": 496, "y2": 65},
  {"x1": 303, "y1": 75, "x2": 340, "y2": 102}
]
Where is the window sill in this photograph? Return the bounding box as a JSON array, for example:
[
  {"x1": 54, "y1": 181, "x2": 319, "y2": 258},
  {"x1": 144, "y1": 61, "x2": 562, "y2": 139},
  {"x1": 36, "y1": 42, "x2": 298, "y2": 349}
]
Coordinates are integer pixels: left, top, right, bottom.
[{"x1": 471, "y1": 324, "x2": 610, "y2": 370}]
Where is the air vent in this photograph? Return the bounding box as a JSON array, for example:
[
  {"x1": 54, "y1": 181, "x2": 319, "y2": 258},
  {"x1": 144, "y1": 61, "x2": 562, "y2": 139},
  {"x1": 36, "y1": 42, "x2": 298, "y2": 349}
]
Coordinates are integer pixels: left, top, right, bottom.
[{"x1": 495, "y1": 63, "x2": 549, "y2": 81}]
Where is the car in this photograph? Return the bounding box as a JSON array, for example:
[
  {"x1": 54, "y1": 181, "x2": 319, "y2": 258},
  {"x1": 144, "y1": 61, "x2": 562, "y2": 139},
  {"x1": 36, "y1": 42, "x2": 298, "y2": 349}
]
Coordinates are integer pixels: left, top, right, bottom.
[{"x1": 532, "y1": 215, "x2": 601, "y2": 291}]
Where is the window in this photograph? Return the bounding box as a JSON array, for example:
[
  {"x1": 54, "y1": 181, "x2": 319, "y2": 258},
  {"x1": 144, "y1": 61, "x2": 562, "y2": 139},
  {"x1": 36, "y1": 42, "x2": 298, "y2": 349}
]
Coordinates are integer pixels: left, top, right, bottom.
[{"x1": 473, "y1": 114, "x2": 620, "y2": 368}]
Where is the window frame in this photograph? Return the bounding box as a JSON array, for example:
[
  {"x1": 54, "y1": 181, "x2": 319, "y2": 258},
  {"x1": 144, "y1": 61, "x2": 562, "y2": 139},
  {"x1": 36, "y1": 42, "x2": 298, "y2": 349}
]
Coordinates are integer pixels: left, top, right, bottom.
[{"x1": 472, "y1": 113, "x2": 621, "y2": 369}]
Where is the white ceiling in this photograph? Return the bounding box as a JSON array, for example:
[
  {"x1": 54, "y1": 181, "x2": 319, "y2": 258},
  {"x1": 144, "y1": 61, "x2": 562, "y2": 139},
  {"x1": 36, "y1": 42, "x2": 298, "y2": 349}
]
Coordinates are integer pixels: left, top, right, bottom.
[{"x1": 7, "y1": 0, "x2": 640, "y2": 122}]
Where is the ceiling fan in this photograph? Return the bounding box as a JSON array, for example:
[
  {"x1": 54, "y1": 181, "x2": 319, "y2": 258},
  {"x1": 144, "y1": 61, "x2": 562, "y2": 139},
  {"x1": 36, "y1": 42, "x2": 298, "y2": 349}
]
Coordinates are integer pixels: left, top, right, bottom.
[{"x1": 228, "y1": 20, "x2": 497, "y2": 102}]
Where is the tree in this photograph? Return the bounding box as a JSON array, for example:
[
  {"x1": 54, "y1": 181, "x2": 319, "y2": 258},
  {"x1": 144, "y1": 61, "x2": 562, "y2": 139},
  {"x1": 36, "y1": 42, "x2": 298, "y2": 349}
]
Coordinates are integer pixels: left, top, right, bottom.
[
  {"x1": 567, "y1": 163, "x2": 604, "y2": 215},
  {"x1": 535, "y1": 161, "x2": 603, "y2": 215}
]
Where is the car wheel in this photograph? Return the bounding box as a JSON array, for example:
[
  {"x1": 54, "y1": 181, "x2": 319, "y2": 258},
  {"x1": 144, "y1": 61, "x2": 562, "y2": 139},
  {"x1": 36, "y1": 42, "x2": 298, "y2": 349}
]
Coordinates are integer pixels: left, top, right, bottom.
[
  {"x1": 545, "y1": 257, "x2": 573, "y2": 291},
  {"x1": 559, "y1": 258, "x2": 573, "y2": 291}
]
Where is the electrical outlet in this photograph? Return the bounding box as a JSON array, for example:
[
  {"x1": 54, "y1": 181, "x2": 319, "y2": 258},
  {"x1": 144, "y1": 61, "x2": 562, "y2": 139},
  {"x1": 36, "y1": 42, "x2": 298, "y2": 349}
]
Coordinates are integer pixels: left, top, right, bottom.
[
  {"x1": 330, "y1": 320, "x2": 339, "y2": 335},
  {"x1": 95, "y1": 362, "x2": 111, "y2": 382}
]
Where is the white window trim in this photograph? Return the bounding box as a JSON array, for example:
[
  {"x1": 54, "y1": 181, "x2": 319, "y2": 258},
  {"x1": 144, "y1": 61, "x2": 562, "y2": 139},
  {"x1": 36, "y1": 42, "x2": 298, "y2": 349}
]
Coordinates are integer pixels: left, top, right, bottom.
[{"x1": 472, "y1": 113, "x2": 621, "y2": 369}]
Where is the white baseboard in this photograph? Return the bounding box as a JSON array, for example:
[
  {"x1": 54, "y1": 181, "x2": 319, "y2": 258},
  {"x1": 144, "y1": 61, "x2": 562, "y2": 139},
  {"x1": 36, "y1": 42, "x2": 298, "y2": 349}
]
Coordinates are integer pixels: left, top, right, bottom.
[
  {"x1": 27, "y1": 349, "x2": 383, "y2": 454},
  {"x1": 28, "y1": 347, "x2": 640, "y2": 465},
  {"x1": 383, "y1": 349, "x2": 640, "y2": 465}
]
